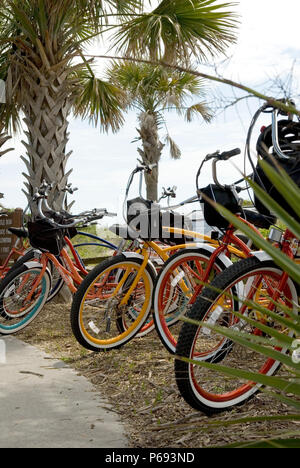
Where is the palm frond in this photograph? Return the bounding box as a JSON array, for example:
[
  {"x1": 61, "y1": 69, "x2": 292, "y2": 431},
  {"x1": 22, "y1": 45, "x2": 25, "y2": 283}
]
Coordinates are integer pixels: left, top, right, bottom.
[
  {"x1": 183, "y1": 157, "x2": 300, "y2": 429},
  {"x1": 165, "y1": 134, "x2": 181, "y2": 159},
  {"x1": 185, "y1": 101, "x2": 213, "y2": 122},
  {"x1": 112, "y1": 0, "x2": 239, "y2": 65},
  {"x1": 73, "y1": 69, "x2": 128, "y2": 133},
  {"x1": 100, "y1": 0, "x2": 143, "y2": 15},
  {"x1": 107, "y1": 60, "x2": 211, "y2": 117}
]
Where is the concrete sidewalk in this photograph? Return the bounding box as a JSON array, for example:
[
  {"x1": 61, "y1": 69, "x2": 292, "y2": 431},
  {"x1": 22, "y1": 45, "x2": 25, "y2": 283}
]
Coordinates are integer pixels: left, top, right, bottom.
[{"x1": 0, "y1": 336, "x2": 128, "y2": 448}]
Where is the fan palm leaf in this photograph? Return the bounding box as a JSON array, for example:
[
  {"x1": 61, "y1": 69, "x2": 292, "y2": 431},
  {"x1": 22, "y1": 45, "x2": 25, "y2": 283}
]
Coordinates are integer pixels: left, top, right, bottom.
[
  {"x1": 0, "y1": 0, "x2": 236, "y2": 209},
  {"x1": 73, "y1": 70, "x2": 128, "y2": 132},
  {"x1": 113, "y1": 0, "x2": 239, "y2": 65},
  {"x1": 107, "y1": 60, "x2": 212, "y2": 199}
]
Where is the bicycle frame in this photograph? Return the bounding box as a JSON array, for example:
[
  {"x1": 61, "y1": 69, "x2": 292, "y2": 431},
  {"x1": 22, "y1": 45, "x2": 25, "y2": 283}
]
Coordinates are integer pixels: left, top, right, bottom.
[
  {"x1": 73, "y1": 231, "x2": 118, "y2": 252},
  {"x1": 220, "y1": 228, "x2": 298, "y2": 332},
  {"x1": 115, "y1": 219, "x2": 258, "y2": 309},
  {"x1": 0, "y1": 225, "x2": 119, "y2": 280},
  {"x1": 256, "y1": 229, "x2": 297, "y2": 311},
  {"x1": 23, "y1": 247, "x2": 87, "y2": 300},
  {"x1": 19, "y1": 227, "x2": 125, "y2": 301},
  {"x1": 0, "y1": 238, "x2": 27, "y2": 278}
]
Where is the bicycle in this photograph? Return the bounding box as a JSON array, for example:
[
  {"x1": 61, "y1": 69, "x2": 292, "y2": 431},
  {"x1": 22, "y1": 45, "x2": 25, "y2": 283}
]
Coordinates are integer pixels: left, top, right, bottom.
[
  {"x1": 152, "y1": 147, "x2": 272, "y2": 354},
  {"x1": 69, "y1": 161, "x2": 201, "y2": 350},
  {"x1": 175, "y1": 102, "x2": 300, "y2": 414},
  {"x1": 0, "y1": 185, "x2": 117, "y2": 335},
  {"x1": 70, "y1": 156, "x2": 259, "y2": 352},
  {"x1": 1, "y1": 182, "x2": 121, "y2": 298}
]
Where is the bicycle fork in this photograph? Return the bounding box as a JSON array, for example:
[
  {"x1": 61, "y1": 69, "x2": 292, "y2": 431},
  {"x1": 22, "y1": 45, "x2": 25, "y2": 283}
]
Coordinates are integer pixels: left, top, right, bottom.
[{"x1": 104, "y1": 250, "x2": 150, "y2": 333}]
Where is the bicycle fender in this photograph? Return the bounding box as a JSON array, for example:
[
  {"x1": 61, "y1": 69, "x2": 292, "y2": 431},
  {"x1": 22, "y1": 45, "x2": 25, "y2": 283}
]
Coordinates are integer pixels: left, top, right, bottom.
[
  {"x1": 185, "y1": 243, "x2": 233, "y2": 268},
  {"x1": 24, "y1": 261, "x2": 43, "y2": 269},
  {"x1": 23, "y1": 261, "x2": 51, "y2": 277},
  {"x1": 122, "y1": 251, "x2": 157, "y2": 278},
  {"x1": 252, "y1": 251, "x2": 272, "y2": 262}
]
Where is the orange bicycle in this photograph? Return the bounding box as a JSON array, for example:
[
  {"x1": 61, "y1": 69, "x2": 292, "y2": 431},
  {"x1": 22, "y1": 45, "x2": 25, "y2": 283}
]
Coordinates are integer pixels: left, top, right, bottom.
[{"x1": 0, "y1": 184, "x2": 117, "y2": 335}]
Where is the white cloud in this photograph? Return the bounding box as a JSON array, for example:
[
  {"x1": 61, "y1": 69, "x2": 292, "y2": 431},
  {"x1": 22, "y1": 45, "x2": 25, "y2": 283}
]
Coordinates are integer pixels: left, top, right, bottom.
[{"x1": 223, "y1": 0, "x2": 300, "y2": 83}]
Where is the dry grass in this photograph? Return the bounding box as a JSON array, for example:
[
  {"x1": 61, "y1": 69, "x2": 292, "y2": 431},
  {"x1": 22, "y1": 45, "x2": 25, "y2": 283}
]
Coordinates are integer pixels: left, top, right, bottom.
[{"x1": 18, "y1": 301, "x2": 300, "y2": 448}]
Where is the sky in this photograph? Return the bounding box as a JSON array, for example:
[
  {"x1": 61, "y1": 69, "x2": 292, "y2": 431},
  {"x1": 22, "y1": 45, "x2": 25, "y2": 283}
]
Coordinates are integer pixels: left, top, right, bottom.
[{"x1": 1, "y1": 0, "x2": 300, "y2": 225}]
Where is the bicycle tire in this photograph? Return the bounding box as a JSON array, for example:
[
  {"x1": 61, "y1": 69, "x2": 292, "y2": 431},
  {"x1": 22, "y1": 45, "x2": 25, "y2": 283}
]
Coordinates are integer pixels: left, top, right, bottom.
[
  {"x1": 153, "y1": 247, "x2": 231, "y2": 354},
  {"x1": 175, "y1": 257, "x2": 298, "y2": 415},
  {"x1": 70, "y1": 254, "x2": 156, "y2": 351},
  {"x1": 0, "y1": 263, "x2": 51, "y2": 335},
  {"x1": 6, "y1": 249, "x2": 65, "y2": 303}
]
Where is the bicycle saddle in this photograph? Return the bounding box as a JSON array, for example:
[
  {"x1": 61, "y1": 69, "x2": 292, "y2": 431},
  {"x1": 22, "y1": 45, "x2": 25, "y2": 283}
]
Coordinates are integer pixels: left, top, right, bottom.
[
  {"x1": 242, "y1": 209, "x2": 276, "y2": 230},
  {"x1": 8, "y1": 227, "x2": 29, "y2": 238}
]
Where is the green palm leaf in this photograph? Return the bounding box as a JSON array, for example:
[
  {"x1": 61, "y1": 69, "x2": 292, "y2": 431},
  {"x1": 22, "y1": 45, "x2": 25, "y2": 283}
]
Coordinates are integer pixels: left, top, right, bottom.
[
  {"x1": 213, "y1": 203, "x2": 300, "y2": 284},
  {"x1": 74, "y1": 70, "x2": 127, "y2": 132},
  {"x1": 178, "y1": 355, "x2": 300, "y2": 396},
  {"x1": 215, "y1": 438, "x2": 300, "y2": 448},
  {"x1": 258, "y1": 158, "x2": 300, "y2": 221},
  {"x1": 113, "y1": 0, "x2": 239, "y2": 64},
  {"x1": 186, "y1": 155, "x2": 300, "y2": 446}
]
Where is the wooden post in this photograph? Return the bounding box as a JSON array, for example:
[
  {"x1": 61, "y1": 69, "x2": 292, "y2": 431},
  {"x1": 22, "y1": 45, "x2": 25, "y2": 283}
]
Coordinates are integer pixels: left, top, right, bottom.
[{"x1": 0, "y1": 209, "x2": 23, "y2": 262}]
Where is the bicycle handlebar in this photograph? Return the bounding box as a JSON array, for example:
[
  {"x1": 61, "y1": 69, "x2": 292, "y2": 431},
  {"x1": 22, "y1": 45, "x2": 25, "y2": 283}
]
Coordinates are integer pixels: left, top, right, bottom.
[
  {"x1": 134, "y1": 161, "x2": 157, "y2": 174},
  {"x1": 204, "y1": 148, "x2": 241, "y2": 163},
  {"x1": 35, "y1": 190, "x2": 116, "y2": 229},
  {"x1": 246, "y1": 97, "x2": 298, "y2": 173},
  {"x1": 33, "y1": 180, "x2": 79, "y2": 201},
  {"x1": 160, "y1": 194, "x2": 198, "y2": 211},
  {"x1": 271, "y1": 109, "x2": 290, "y2": 160},
  {"x1": 260, "y1": 98, "x2": 296, "y2": 116},
  {"x1": 61, "y1": 183, "x2": 79, "y2": 194},
  {"x1": 219, "y1": 148, "x2": 241, "y2": 161},
  {"x1": 196, "y1": 147, "x2": 241, "y2": 193}
]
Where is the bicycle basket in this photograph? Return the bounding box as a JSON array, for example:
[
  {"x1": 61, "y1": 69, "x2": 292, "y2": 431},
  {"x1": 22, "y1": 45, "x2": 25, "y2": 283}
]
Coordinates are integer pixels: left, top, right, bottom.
[
  {"x1": 254, "y1": 120, "x2": 300, "y2": 222},
  {"x1": 56, "y1": 212, "x2": 77, "y2": 239},
  {"x1": 44, "y1": 211, "x2": 78, "y2": 240},
  {"x1": 28, "y1": 218, "x2": 66, "y2": 255},
  {"x1": 199, "y1": 185, "x2": 242, "y2": 229},
  {"x1": 127, "y1": 197, "x2": 193, "y2": 244}
]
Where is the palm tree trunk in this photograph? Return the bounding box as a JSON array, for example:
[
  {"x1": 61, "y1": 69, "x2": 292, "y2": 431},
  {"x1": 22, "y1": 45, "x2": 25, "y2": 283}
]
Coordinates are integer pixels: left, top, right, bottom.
[
  {"x1": 20, "y1": 69, "x2": 73, "y2": 213},
  {"x1": 145, "y1": 166, "x2": 159, "y2": 202},
  {"x1": 137, "y1": 112, "x2": 164, "y2": 202}
]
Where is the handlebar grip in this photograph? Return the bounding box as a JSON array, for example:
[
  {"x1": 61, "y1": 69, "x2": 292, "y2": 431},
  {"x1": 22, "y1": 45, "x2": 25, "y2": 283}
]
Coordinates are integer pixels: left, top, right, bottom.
[
  {"x1": 144, "y1": 163, "x2": 157, "y2": 174},
  {"x1": 219, "y1": 148, "x2": 241, "y2": 160},
  {"x1": 136, "y1": 162, "x2": 157, "y2": 173},
  {"x1": 204, "y1": 151, "x2": 220, "y2": 162}
]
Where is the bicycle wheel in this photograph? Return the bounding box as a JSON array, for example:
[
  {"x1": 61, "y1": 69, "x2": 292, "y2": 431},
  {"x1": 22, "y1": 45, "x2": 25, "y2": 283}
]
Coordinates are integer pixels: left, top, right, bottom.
[
  {"x1": 0, "y1": 263, "x2": 51, "y2": 335},
  {"x1": 175, "y1": 257, "x2": 298, "y2": 415},
  {"x1": 6, "y1": 249, "x2": 65, "y2": 303},
  {"x1": 70, "y1": 254, "x2": 156, "y2": 351},
  {"x1": 153, "y1": 248, "x2": 231, "y2": 354}
]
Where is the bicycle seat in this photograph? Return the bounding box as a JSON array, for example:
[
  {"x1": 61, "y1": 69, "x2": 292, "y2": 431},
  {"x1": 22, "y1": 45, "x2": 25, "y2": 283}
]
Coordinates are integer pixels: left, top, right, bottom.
[
  {"x1": 8, "y1": 227, "x2": 28, "y2": 238},
  {"x1": 242, "y1": 209, "x2": 276, "y2": 230},
  {"x1": 109, "y1": 224, "x2": 138, "y2": 241}
]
